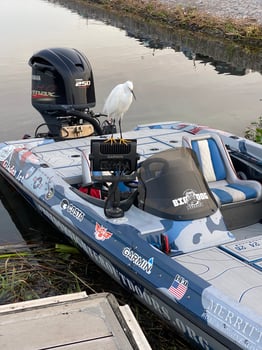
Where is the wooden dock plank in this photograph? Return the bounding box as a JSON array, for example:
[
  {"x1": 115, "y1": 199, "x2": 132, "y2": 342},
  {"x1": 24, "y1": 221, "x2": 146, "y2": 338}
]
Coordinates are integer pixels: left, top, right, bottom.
[
  {"x1": 55, "y1": 338, "x2": 123, "y2": 349},
  {"x1": 0, "y1": 292, "x2": 151, "y2": 350}
]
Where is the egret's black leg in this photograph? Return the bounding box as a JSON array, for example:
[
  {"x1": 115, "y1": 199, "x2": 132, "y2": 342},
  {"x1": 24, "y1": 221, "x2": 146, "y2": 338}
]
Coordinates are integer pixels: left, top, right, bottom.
[{"x1": 119, "y1": 119, "x2": 122, "y2": 139}]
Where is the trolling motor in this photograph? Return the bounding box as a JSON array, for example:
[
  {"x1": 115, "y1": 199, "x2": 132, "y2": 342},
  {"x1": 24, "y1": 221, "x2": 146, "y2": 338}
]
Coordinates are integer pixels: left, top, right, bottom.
[{"x1": 29, "y1": 47, "x2": 116, "y2": 139}]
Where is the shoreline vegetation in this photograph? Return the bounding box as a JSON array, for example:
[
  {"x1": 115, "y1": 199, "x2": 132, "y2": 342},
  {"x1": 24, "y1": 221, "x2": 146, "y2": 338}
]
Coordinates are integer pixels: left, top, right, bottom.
[
  {"x1": 81, "y1": 0, "x2": 262, "y2": 48},
  {"x1": 245, "y1": 116, "x2": 262, "y2": 144}
]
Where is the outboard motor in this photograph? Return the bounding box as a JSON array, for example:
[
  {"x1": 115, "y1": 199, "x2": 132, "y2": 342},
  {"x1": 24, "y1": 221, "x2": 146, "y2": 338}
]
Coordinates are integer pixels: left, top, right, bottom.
[{"x1": 29, "y1": 47, "x2": 102, "y2": 138}]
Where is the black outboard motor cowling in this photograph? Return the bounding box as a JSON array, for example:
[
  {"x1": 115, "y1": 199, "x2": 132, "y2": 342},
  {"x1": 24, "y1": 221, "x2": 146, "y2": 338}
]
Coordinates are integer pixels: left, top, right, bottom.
[{"x1": 29, "y1": 47, "x2": 97, "y2": 137}]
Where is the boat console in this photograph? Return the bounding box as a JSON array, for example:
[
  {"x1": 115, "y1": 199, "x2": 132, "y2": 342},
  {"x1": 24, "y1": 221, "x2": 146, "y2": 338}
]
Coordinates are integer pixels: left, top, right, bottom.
[{"x1": 89, "y1": 139, "x2": 139, "y2": 218}]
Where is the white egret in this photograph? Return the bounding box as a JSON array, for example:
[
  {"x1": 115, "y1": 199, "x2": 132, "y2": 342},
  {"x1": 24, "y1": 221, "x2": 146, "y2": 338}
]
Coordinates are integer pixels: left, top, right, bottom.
[{"x1": 103, "y1": 81, "x2": 135, "y2": 143}]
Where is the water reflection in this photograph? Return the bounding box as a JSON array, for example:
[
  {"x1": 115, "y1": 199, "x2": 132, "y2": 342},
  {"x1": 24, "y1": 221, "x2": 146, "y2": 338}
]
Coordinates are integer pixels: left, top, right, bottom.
[
  {"x1": 184, "y1": 52, "x2": 248, "y2": 76},
  {"x1": 51, "y1": 0, "x2": 262, "y2": 75}
]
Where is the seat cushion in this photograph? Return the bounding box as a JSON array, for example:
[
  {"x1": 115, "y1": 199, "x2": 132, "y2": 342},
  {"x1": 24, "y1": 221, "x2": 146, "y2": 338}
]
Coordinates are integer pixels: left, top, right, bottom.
[
  {"x1": 192, "y1": 139, "x2": 226, "y2": 182},
  {"x1": 210, "y1": 182, "x2": 258, "y2": 205}
]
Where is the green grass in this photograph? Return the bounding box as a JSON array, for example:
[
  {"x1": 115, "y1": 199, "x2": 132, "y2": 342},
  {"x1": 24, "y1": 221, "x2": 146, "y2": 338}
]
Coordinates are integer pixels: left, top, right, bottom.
[
  {"x1": 0, "y1": 249, "x2": 81, "y2": 303},
  {"x1": 245, "y1": 116, "x2": 262, "y2": 144}
]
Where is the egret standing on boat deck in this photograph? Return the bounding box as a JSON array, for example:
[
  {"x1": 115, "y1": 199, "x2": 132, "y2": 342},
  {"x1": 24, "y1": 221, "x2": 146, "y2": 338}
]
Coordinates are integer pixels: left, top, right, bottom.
[{"x1": 103, "y1": 81, "x2": 135, "y2": 143}]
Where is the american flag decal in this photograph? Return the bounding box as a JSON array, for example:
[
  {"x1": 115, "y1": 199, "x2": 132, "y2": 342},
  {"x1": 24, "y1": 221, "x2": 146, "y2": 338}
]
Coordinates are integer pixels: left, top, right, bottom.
[{"x1": 168, "y1": 274, "x2": 188, "y2": 300}]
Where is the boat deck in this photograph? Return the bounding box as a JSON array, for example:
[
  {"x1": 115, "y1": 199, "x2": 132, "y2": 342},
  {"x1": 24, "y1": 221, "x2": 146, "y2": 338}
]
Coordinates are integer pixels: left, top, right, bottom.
[
  {"x1": 174, "y1": 236, "x2": 262, "y2": 316},
  {"x1": 30, "y1": 129, "x2": 186, "y2": 184},
  {"x1": 0, "y1": 292, "x2": 151, "y2": 350}
]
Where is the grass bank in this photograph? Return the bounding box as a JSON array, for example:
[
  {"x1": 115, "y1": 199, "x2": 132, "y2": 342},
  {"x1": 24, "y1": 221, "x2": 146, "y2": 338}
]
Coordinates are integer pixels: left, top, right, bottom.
[{"x1": 83, "y1": 0, "x2": 262, "y2": 48}]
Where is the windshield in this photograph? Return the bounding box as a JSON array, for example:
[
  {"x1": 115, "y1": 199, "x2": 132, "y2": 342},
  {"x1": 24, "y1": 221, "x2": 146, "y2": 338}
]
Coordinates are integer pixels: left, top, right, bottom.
[{"x1": 138, "y1": 148, "x2": 217, "y2": 220}]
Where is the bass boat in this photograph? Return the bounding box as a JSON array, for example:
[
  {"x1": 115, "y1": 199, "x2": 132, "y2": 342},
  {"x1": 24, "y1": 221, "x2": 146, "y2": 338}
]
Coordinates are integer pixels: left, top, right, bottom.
[{"x1": 0, "y1": 48, "x2": 261, "y2": 350}]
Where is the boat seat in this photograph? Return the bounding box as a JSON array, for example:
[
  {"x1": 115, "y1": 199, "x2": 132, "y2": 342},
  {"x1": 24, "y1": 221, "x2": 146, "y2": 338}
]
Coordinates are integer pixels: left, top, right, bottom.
[{"x1": 182, "y1": 133, "x2": 262, "y2": 207}]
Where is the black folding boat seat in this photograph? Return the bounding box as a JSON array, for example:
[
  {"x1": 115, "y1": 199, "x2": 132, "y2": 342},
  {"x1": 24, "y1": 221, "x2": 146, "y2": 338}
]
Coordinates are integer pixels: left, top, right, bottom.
[{"x1": 182, "y1": 133, "x2": 262, "y2": 228}]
